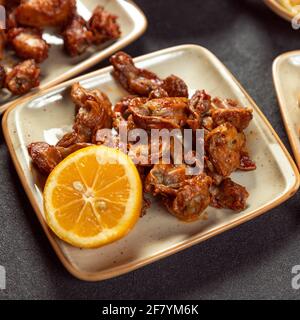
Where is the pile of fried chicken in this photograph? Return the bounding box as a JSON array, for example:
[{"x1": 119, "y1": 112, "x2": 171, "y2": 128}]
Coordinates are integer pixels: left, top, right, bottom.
[
  {"x1": 28, "y1": 51, "x2": 256, "y2": 222},
  {"x1": 0, "y1": 0, "x2": 121, "y2": 95}
]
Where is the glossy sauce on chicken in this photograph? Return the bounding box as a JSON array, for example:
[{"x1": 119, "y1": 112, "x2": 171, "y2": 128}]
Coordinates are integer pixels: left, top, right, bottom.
[{"x1": 28, "y1": 52, "x2": 256, "y2": 222}]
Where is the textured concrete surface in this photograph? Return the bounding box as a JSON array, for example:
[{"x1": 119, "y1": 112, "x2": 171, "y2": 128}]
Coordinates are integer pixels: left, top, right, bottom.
[{"x1": 0, "y1": 0, "x2": 300, "y2": 300}]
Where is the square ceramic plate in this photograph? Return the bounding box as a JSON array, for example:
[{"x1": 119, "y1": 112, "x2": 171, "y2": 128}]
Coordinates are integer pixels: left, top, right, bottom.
[
  {"x1": 3, "y1": 45, "x2": 300, "y2": 281},
  {"x1": 264, "y1": 0, "x2": 295, "y2": 21},
  {"x1": 273, "y1": 50, "x2": 300, "y2": 169},
  {"x1": 0, "y1": 0, "x2": 147, "y2": 114}
]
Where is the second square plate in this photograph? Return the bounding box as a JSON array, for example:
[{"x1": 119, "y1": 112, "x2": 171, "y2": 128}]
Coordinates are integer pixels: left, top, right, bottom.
[
  {"x1": 273, "y1": 50, "x2": 300, "y2": 169},
  {"x1": 0, "y1": 0, "x2": 147, "y2": 113}
]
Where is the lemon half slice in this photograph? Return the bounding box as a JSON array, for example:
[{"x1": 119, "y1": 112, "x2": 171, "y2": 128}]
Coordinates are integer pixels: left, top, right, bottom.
[{"x1": 44, "y1": 145, "x2": 142, "y2": 248}]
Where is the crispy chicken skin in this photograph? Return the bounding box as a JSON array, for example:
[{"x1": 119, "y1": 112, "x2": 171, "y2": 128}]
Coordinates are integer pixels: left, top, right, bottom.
[
  {"x1": 62, "y1": 14, "x2": 93, "y2": 57},
  {"x1": 162, "y1": 75, "x2": 188, "y2": 98},
  {"x1": 211, "y1": 98, "x2": 253, "y2": 131},
  {"x1": 145, "y1": 164, "x2": 187, "y2": 197},
  {"x1": 112, "y1": 95, "x2": 140, "y2": 130},
  {"x1": 110, "y1": 51, "x2": 162, "y2": 96},
  {"x1": 71, "y1": 82, "x2": 112, "y2": 110},
  {"x1": 7, "y1": 27, "x2": 49, "y2": 63},
  {"x1": 211, "y1": 98, "x2": 253, "y2": 132},
  {"x1": 57, "y1": 83, "x2": 113, "y2": 147},
  {"x1": 212, "y1": 108, "x2": 253, "y2": 132},
  {"x1": 110, "y1": 52, "x2": 188, "y2": 97},
  {"x1": 5, "y1": 59, "x2": 40, "y2": 95},
  {"x1": 114, "y1": 95, "x2": 138, "y2": 115},
  {"x1": 28, "y1": 142, "x2": 62, "y2": 175},
  {"x1": 164, "y1": 174, "x2": 212, "y2": 222},
  {"x1": 211, "y1": 178, "x2": 249, "y2": 211},
  {"x1": 88, "y1": 6, "x2": 121, "y2": 45},
  {"x1": 187, "y1": 90, "x2": 212, "y2": 130},
  {"x1": 128, "y1": 97, "x2": 189, "y2": 130},
  {"x1": 206, "y1": 122, "x2": 246, "y2": 177},
  {"x1": 15, "y1": 0, "x2": 76, "y2": 28},
  {"x1": 28, "y1": 142, "x2": 90, "y2": 175},
  {"x1": 145, "y1": 166, "x2": 212, "y2": 221},
  {"x1": 56, "y1": 131, "x2": 85, "y2": 148}
]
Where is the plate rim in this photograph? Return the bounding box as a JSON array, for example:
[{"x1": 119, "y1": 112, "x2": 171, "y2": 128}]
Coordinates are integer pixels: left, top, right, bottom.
[
  {"x1": 264, "y1": 0, "x2": 295, "y2": 21},
  {"x1": 273, "y1": 49, "x2": 300, "y2": 169},
  {"x1": 0, "y1": 0, "x2": 148, "y2": 114},
  {"x1": 3, "y1": 44, "x2": 300, "y2": 282}
]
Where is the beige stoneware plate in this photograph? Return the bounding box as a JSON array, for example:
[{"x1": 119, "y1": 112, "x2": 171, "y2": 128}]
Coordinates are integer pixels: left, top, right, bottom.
[
  {"x1": 3, "y1": 45, "x2": 300, "y2": 281},
  {"x1": 264, "y1": 0, "x2": 296, "y2": 21},
  {"x1": 273, "y1": 50, "x2": 300, "y2": 169},
  {"x1": 0, "y1": 0, "x2": 147, "y2": 114}
]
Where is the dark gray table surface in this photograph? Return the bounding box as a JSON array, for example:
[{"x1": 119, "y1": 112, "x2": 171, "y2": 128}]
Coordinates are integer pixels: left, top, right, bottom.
[{"x1": 1, "y1": 0, "x2": 300, "y2": 300}]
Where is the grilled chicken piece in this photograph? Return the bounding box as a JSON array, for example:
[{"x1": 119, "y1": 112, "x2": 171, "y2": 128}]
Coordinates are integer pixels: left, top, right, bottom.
[
  {"x1": 206, "y1": 122, "x2": 246, "y2": 177},
  {"x1": 114, "y1": 95, "x2": 138, "y2": 115},
  {"x1": 187, "y1": 90, "x2": 212, "y2": 130},
  {"x1": 145, "y1": 164, "x2": 187, "y2": 197},
  {"x1": 62, "y1": 14, "x2": 93, "y2": 57},
  {"x1": 28, "y1": 142, "x2": 63, "y2": 175},
  {"x1": 112, "y1": 95, "x2": 140, "y2": 131},
  {"x1": 55, "y1": 131, "x2": 86, "y2": 148},
  {"x1": 110, "y1": 51, "x2": 162, "y2": 96},
  {"x1": 5, "y1": 59, "x2": 40, "y2": 95},
  {"x1": 57, "y1": 83, "x2": 113, "y2": 147},
  {"x1": 128, "y1": 97, "x2": 189, "y2": 130},
  {"x1": 88, "y1": 5, "x2": 121, "y2": 45},
  {"x1": 113, "y1": 95, "x2": 138, "y2": 119},
  {"x1": 164, "y1": 174, "x2": 212, "y2": 222},
  {"x1": 110, "y1": 52, "x2": 188, "y2": 97},
  {"x1": 145, "y1": 164, "x2": 212, "y2": 222},
  {"x1": 212, "y1": 107, "x2": 253, "y2": 132},
  {"x1": 211, "y1": 97, "x2": 253, "y2": 132},
  {"x1": 210, "y1": 178, "x2": 249, "y2": 211},
  {"x1": 28, "y1": 142, "x2": 90, "y2": 175},
  {"x1": 7, "y1": 27, "x2": 49, "y2": 63},
  {"x1": 15, "y1": 0, "x2": 76, "y2": 28},
  {"x1": 162, "y1": 75, "x2": 188, "y2": 98}
]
